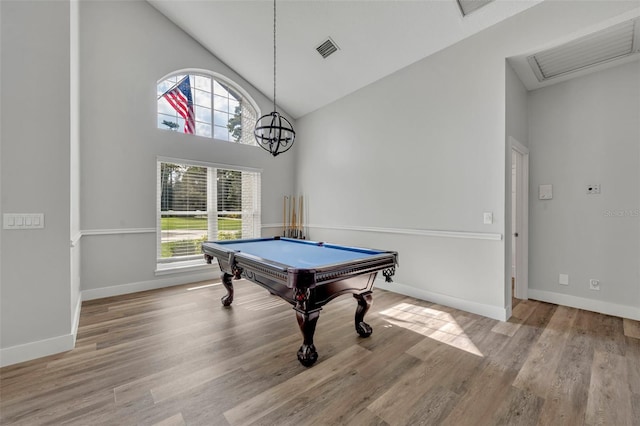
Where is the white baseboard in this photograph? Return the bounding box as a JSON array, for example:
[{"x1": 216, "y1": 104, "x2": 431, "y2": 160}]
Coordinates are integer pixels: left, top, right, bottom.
[
  {"x1": 1, "y1": 271, "x2": 220, "y2": 368},
  {"x1": 1, "y1": 295, "x2": 83, "y2": 368},
  {"x1": 71, "y1": 294, "x2": 82, "y2": 344},
  {"x1": 0, "y1": 333, "x2": 75, "y2": 368},
  {"x1": 0, "y1": 268, "x2": 219, "y2": 368},
  {"x1": 528, "y1": 289, "x2": 640, "y2": 321},
  {"x1": 82, "y1": 270, "x2": 218, "y2": 301},
  {"x1": 376, "y1": 280, "x2": 508, "y2": 321}
]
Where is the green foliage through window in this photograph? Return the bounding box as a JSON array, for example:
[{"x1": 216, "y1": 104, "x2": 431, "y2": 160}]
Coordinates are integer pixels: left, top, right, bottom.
[{"x1": 158, "y1": 161, "x2": 260, "y2": 262}]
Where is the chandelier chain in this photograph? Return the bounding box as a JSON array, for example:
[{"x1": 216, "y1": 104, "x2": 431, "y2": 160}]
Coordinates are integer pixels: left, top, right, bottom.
[{"x1": 273, "y1": 0, "x2": 277, "y2": 112}]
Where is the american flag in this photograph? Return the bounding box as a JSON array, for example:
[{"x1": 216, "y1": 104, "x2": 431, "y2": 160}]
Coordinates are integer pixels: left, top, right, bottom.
[{"x1": 161, "y1": 75, "x2": 195, "y2": 134}]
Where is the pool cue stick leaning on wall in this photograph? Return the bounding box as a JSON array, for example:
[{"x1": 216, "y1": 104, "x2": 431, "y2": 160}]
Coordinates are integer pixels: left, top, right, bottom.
[
  {"x1": 283, "y1": 196, "x2": 287, "y2": 236},
  {"x1": 282, "y1": 194, "x2": 306, "y2": 239}
]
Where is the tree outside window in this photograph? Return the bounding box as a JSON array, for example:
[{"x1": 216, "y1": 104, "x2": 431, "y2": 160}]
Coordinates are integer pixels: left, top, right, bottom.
[{"x1": 158, "y1": 161, "x2": 261, "y2": 263}]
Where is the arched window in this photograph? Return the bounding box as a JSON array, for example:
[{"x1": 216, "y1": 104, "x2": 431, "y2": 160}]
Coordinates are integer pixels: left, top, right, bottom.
[{"x1": 157, "y1": 72, "x2": 258, "y2": 145}]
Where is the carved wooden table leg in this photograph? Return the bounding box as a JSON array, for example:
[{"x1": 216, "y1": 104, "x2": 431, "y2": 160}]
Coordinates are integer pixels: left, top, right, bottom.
[
  {"x1": 354, "y1": 292, "x2": 373, "y2": 337},
  {"x1": 295, "y1": 309, "x2": 320, "y2": 367},
  {"x1": 221, "y1": 273, "x2": 234, "y2": 306}
]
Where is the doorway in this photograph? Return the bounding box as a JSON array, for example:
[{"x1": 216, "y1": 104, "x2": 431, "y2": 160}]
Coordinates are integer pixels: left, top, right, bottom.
[{"x1": 511, "y1": 137, "x2": 529, "y2": 301}]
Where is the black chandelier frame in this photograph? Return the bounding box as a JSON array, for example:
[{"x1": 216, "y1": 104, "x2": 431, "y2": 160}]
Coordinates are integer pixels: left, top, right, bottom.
[
  {"x1": 254, "y1": 111, "x2": 295, "y2": 157},
  {"x1": 253, "y1": 0, "x2": 296, "y2": 157}
]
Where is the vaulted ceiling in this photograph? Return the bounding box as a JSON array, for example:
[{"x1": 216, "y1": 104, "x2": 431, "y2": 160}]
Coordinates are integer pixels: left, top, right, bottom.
[{"x1": 147, "y1": 0, "x2": 542, "y2": 118}]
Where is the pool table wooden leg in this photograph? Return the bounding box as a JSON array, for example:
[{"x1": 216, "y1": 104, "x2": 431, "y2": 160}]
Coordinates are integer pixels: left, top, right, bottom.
[
  {"x1": 221, "y1": 273, "x2": 234, "y2": 306},
  {"x1": 295, "y1": 309, "x2": 320, "y2": 367},
  {"x1": 354, "y1": 292, "x2": 373, "y2": 337}
]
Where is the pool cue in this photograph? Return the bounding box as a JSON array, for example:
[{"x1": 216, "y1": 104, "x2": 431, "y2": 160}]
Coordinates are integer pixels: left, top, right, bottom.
[
  {"x1": 286, "y1": 196, "x2": 290, "y2": 237},
  {"x1": 300, "y1": 195, "x2": 306, "y2": 240},
  {"x1": 288, "y1": 195, "x2": 291, "y2": 237},
  {"x1": 299, "y1": 196, "x2": 303, "y2": 239},
  {"x1": 291, "y1": 196, "x2": 297, "y2": 238},
  {"x1": 287, "y1": 195, "x2": 291, "y2": 237}
]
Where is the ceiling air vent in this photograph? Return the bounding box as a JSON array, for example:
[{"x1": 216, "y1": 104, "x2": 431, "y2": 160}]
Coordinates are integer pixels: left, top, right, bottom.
[
  {"x1": 316, "y1": 37, "x2": 339, "y2": 59},
  {"x1": 528, "y1": 18, "x2": 640, "y2": 82},
  {"x1": 457, "y1": 0, "x2": 494, "y2": 17}
]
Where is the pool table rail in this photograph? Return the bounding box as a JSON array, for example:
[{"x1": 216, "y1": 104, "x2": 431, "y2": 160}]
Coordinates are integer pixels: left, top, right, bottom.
[{"x1": 202, "y1": 237, "x2": 398, "y2": 290}]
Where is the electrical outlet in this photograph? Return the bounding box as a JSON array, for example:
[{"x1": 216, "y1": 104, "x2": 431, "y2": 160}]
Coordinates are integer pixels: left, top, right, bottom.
[
  {"x1": 559, "y1": 274, "x2": 569, "y2": 285},
  {"x1": 589, "y1": 279, "x2": 600, "y2": 291}
]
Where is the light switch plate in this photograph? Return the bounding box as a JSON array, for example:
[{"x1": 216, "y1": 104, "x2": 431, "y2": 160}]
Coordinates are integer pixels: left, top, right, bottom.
[
  {"x1": 483, "y1": 212, "x2": 493, "y2": 224},
  {"x1": 3, "y1": 213, "x2": 45, "y2": 229},
  {"x1": 539, "y1": 184, "x2": 553, "y2": 200}
]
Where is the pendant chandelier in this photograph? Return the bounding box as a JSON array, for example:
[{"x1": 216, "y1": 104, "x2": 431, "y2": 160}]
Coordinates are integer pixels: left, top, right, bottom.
[{"x1": 254, "y1": 0, "x2": 296, "y2": 157}]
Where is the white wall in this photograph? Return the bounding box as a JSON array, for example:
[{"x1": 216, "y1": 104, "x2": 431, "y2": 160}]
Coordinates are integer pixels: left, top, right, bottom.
[
  {"x1": 528, "y1": 61, "x2": 640, "y2": 319},
  {"x1": 505, "y1": 62, "x2": 530, "y2": 149},
  {"x1": 78, "y1": 1, "x2": 296, "y2": 297},
  {"x1": 1, "y1": 0, "x2": 73, "y2": 365},
  {"x1": 295, "y1": 1, "x2": 638, "y2": 320}
]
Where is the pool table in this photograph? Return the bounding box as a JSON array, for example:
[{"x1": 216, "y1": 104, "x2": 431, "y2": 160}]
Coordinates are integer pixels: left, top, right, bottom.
[{"x1": 202, "y1": 237, "x2": 398, "y2": 366}]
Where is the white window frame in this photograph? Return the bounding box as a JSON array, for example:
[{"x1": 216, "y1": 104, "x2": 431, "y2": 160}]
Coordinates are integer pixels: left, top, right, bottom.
[{"x1": 156, "y1": 156, "x2": 262, "y2": 273}]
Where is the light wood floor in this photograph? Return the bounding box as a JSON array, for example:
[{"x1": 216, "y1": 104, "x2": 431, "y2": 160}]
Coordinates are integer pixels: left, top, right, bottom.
[{"x1": 1, "y1": 280, "x2": 639, "y2": 425}]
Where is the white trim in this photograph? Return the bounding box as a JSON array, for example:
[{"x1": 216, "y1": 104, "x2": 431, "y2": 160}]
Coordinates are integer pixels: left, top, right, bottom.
[
  {"x1": 0, "y1": 334, "x2": 75, "y2": 368},
  {"x1": 261, "y1": 223, "x2": 282, "y2": 229},
  {"x1": 505, "y1": 303, "x2": 513, "y2": 321},
  {"x1": 155, "y1": 260, "x2": 218, "y2": 276},
  {"x1": 157, "y1": 156, "x2": 263, "y2": 174},
  {"x1": 70, "y1": 232, "x2": 82, "y2": 247},
  {"x1": 510, "y1": 137, "x2": 529, "y2": 301},
  {"x1": 71, "y1": 293, "x2": 82, "y2": 343},
  {"x1": 528, "y1": 289, "x2": 640, "y2": 321},
  {"x1": 307, "y1": 224, "x2": 502, "y2": 241},
  {"x1": 261, "y1": 223, "x2": 502, "y2": 241},
  {"x1": 0, "y1": 268, "x2": 220, "y2": 367},
  {"x1": 0, "y1": 294, "x2": 82, "y2": 367},
  {"x1": 81, "y1": 228, "x2": 156, "y2": 236},
  {"x1": 82, "y1": 270, "x2": 219, "y2": 301},
  {"x1": 376, "y1": 279, "x2": 508, "y2": 321},
  {"x1": 76, "y1": 224, "x2": 501, "y2": 242}
]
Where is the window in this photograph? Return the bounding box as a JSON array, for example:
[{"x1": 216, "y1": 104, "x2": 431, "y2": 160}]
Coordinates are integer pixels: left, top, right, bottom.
[
  {"x1": 157, "y1": 159, "x2": 261, "y2": 267},
  {"x1": 157, "y1": 73, "x2": 258, "y2": 145}
]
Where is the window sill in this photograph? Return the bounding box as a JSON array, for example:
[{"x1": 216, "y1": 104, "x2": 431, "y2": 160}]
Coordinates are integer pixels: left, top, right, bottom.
[{"x1": 155, "y1": 259, "x2": 219, "y2": 276}]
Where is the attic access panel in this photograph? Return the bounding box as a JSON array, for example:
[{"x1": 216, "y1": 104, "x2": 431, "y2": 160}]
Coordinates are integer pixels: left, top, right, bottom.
[
  {"x1": 528, "y1": 18, "x2": 639, "y2": 82},
  {"x1": 457, "y1": 0, "x2": 494, "y2": 17}
]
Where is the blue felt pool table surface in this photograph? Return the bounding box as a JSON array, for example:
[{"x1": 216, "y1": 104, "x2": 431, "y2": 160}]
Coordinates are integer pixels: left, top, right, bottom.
[{"x1": 213, "y1": 238, "x2": 386, "y2": 269}]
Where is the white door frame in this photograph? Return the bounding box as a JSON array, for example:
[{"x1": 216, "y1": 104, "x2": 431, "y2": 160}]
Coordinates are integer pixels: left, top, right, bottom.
[{"x1": 510, "y1": 137, "x2": 529, "y2": 300}]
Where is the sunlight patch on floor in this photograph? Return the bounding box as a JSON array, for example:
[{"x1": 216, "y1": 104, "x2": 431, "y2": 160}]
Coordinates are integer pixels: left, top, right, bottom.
[
  {"x1": 379, "y1": 302, "x2": 483, "y2": 357},
  {"x1": 187, "y1": 282, "x2": 221, "y2": 291}
]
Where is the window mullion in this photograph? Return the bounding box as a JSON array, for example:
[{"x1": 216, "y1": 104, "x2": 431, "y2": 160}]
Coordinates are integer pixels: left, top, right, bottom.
[
  {"x1": 208, "y1": 167, "x2": 218, "y2": 242},
  {"x1": 210, "y1": 77, "x2": 214, "y2": 140}
]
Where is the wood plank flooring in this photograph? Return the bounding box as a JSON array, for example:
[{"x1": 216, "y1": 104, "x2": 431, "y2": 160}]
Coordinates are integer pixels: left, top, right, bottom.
[{"x1": 1, "y1": 280, "x2": 638, "y2": 425}]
